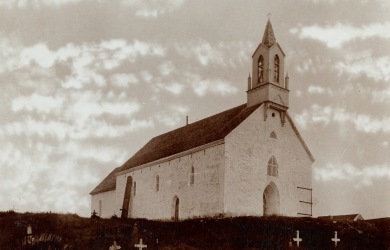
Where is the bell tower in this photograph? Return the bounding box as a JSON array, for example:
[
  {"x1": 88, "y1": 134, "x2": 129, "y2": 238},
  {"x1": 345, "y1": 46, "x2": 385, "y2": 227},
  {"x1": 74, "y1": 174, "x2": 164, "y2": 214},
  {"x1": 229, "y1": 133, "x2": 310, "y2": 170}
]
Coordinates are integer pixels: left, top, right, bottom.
[{"x1": 247, "y1": 18, "x2": 289, "y2": 121}]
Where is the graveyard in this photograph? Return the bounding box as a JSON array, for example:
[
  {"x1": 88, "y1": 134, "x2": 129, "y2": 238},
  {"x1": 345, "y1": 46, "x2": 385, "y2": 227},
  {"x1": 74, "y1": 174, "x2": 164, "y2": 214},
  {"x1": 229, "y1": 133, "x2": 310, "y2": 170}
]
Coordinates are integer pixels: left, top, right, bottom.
[{"x1": 0, "y1": 210, "x2": 389, "y2": 249}]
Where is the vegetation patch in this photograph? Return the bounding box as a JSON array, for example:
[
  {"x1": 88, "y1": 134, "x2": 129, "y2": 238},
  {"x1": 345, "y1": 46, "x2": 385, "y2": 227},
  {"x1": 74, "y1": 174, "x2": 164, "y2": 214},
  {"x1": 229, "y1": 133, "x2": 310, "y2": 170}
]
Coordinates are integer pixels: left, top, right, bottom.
[{"x1": 0, "y1": 211, "x2": 389, "y2": 249}]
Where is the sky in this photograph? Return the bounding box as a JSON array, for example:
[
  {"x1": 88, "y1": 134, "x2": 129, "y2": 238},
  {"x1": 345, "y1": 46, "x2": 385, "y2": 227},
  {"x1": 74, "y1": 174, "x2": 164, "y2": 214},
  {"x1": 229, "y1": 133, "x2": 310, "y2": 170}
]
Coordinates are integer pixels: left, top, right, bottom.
[{"x1": 0, "y1": 0, "x2": 389, "y2": 219}]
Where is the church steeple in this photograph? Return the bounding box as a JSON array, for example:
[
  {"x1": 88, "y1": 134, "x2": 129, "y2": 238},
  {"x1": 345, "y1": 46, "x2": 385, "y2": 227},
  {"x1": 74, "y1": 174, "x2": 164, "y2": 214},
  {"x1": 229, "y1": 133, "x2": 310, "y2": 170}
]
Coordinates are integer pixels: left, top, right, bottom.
[
  {"x1": 262, "y1": 19, "x2": 276, "y2": 47},
  {"x1": 247, "y1": 18, "x2": 289, "y2": 118}
]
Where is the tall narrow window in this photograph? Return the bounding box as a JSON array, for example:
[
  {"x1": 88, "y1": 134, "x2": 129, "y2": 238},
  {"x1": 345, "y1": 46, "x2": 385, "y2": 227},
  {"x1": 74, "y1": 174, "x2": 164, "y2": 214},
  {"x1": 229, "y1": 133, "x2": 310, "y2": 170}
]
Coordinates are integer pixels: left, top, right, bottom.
[
  {"x1": 133, "y1": 181, "x2": 137, "y2": 196},
  {"x1": 99, "y1": 200, "x2": 102, "y2": 216},
  {"x1": 156, "y1": 175, "x2": 160, "y2": 192},
  {"x1": 267, "y1": 156, "x2": 278, "y2": 177},
  {"x1": 190, "y1": 166, "x2": 195, "y2": 185},
  {"x1": 258, "y1": 56, "x2": 264, "y2": 83},
  {"x1": 274, "y1": 55, "x2": 280, "y2": 83}
]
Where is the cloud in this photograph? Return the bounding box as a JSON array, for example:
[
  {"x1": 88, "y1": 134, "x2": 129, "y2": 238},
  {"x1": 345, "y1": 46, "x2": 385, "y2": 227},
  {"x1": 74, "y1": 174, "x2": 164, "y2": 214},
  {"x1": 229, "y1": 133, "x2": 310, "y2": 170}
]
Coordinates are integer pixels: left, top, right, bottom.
[
  {"x1": 20, "y1": 43, "x2": 56, "y2": 68},
  {"x1": 111, "y1": 73, "x2": 139, "y2": 87},
  {"x1": 372, "y1": 86, "x2": 390, "y2": 104},
  {"x1": 335, "y1": 50, "x2": 390, "y2": 82},
  {"x1": 0, "y1": 140, "x2": 101, "y2": 214},
  {"x1": 303, "y1": 0, "x2": 336, "y2": 3},
  {"x1": 1, "y1": 116, "x2": 154, "y2": 140},
  {"x1": 141, "y1": 70, "x2": 153, "y2": 82},
  {"x1": 159, "y1": 61, "x2": 175, "y2": 76},
  {"x1": 193, "y1": 78, "x2": 237, "y2": 97},
  {"x1": 154, "y1": 105, "x2": 188, "y2": 127},
  {"x1": 12, "y1": 93, "x2": 64, "y2": 113},
  {"x1": 315, "y1": 162, "x2": 390, "y2": 187},
  {"x1": 295, "y1": 104, "x2": 390, "y2": 134},
  {"x1": 121, "y1": 0, "x2": 186, "y2": 18},
  {"x1": 175, "y1": 40, "x2": 252, "y2": 67},
  {"x1": 307, "y1": 85, "x2": 334, "y2": 95},
  {"x1": 2, "y1": 39, "x2": 166, "y2": 87},
  {"x1": 155, "y1": 82, "x2": 184, "y2": 95},
  {"x1": 0, "y1": 0, "x2": 81, "y2": 8},
  {"x1": 186, "y1": 73, "x2": 238, "y2": 97},
  {"x1": 290, "y1": 21, "x2": 390, "y2": 48}
]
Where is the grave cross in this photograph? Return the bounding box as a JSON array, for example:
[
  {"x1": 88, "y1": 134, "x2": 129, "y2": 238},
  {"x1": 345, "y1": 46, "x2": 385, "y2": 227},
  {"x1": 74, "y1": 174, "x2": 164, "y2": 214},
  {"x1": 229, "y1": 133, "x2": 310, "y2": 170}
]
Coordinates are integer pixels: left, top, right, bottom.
[
  {"x1": 134, "y1": 238, "x2": 147, "y2": 250},
  {"x1": 331, "y1": 231, "x2": 340, "y2": 247},
  {"x1": 293, "y1": 230, "x2": 302, "y2": 248}
]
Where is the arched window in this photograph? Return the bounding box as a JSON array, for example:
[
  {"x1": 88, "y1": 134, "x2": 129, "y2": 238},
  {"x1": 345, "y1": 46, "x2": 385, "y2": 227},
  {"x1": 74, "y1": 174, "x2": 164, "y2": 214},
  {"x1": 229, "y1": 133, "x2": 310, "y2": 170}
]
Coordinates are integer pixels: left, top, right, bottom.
[
  {"x1": 274, "y1": 55, "x2": 280, "y2": 83},
  {"x1": 190, "y1": 166, "x2": 195, "y2": 185},
  {"x1": 156, "y1": 175, "x2": 160, "y2": 192},
  {"x1": 99, "y1": 200, "x2": 102, "y2": 216},
  {"x1": 267, "y1": 156, "x2": 278, "y2": 177},
  {"x1": 270, "y1": 131, "x2": 277, "y2": 139},
  {"x1": 258, "y1": 55, "x2": 264, "y2": 83},
  {"x1": 133, "y1": 181, "x2": 137, "y2": 196}
]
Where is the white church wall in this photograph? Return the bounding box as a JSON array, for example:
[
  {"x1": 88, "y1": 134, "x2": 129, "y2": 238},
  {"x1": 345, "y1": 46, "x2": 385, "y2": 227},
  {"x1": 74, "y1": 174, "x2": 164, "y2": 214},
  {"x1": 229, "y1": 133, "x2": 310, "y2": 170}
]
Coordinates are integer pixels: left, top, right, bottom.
[
  {"x1": 115, "y1": 143, "x2": 226, "y2": 220},
  {"x1": 91, "y1": 190, "x2": 116, "y2": 218},
  {"x1": 224, "y1": 105, "x2": 313, "y2": 217}
]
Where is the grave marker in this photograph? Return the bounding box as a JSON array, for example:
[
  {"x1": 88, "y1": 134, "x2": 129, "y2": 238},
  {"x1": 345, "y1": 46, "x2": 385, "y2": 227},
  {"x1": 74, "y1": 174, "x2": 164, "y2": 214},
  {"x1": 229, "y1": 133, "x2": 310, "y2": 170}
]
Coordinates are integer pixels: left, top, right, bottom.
[
  {"x1": 331, "y1": 231, "x2": 340, "y2": 247},
  {"x1": 134, "y1": 238, "x2": 147, "y2": 250},
  {"x1": 293, "y1": 230, "x2": 302, "y2": 248}
]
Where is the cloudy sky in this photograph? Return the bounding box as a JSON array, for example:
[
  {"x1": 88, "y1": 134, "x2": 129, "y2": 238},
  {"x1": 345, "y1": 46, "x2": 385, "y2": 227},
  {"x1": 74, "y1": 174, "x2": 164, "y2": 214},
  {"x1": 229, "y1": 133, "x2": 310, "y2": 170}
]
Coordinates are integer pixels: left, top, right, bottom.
[{"x1": 0, "y1": 0, "x2": 389, "y2": 219}]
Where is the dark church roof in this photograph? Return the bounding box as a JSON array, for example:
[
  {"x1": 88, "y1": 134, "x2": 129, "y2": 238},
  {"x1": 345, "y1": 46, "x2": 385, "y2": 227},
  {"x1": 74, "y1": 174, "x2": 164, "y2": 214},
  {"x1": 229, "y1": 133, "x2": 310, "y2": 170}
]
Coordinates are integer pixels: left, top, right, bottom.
[
  {"x1": 318, "y1": 214, "x2": 364, "y2": 221},
  {"x1": 90, "y1": 103, "x2": 260, "y2": 195},
  {"x1": 90, "y1": 167, "x2": 120, "y2": 195}
]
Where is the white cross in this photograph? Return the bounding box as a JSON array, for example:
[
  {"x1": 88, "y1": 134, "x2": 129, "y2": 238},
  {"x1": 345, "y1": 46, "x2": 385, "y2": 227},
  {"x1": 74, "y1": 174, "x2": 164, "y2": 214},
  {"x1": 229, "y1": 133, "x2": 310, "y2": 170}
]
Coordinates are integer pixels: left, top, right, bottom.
[
  {"x1": 134, "y1": 238, "x2": 147, "y2": 250},
  {"x1": 331, "y1": 231, "x2": 340, "y2": 247},
  {"x1": 293, "y1": 230, "x2": 302, "y2": 248}
]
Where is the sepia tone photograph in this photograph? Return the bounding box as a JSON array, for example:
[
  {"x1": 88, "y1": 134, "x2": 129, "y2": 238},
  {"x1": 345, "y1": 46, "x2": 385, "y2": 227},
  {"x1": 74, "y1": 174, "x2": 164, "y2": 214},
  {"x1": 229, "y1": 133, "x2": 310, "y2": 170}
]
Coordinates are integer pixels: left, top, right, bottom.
[{"x1": 0, "y1": 0, "x2": 389, "y2": 249}]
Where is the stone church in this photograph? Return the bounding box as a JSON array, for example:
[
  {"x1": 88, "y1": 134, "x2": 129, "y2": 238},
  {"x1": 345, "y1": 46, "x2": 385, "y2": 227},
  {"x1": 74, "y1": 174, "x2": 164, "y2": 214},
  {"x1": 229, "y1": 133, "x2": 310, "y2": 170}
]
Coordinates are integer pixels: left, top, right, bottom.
[{"x1": 90, "y1": 19, "x2": 314, "y2": 220}]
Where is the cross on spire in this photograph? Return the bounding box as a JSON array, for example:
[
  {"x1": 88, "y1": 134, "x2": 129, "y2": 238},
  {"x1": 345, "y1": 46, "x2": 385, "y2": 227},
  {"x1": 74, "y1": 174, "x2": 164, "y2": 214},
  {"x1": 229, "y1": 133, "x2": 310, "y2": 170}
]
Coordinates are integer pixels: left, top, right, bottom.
[
  {"x1": 134, "y1": 238, "x2": 147, "y2": 250},
  {"x1": 331, "y1": 231, "x2": 340, "y2": 247},
  {"x1": 293, "y1": 230, "x2": 302, "y2": 248},
  {"x1": 267, "y1": 12, "x2": 271, "y2": 20}
]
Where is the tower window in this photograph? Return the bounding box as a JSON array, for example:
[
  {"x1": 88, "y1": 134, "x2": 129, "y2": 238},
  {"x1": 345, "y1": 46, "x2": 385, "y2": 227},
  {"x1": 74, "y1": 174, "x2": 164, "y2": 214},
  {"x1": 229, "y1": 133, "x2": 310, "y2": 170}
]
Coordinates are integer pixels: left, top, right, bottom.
[
  {"x1": 190, "y1": 166, "x2": 195, "y2": 185},
  {"x1": 156, "y1": 175, "x2": 160, "y2": 192},
  {"x1": 134, "y1": 181, "x2": 137, "y2": 196},
  {"x1": 258, "y1": 55, "x2": 264, "y2": 83},
  {"x1": 267, "y1": 156, "x2": 278, "y2": 177},
  {"x1": 274, "y1": 55, "x2": 280, "y2": 83}
]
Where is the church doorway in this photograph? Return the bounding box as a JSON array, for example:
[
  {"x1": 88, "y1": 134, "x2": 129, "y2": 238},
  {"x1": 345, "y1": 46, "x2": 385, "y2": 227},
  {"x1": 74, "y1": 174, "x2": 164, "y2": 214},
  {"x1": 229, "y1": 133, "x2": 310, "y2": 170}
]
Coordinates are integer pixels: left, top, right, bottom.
[
  {"x1": 263, "y1": 182, "x2": 280, "y2": 216},
  {"x1": 121, "y1": 176, "x2": 133, "y2": 219},
  {"x1": 171, "y1": 196, "x2": 179, "y2": 221}
]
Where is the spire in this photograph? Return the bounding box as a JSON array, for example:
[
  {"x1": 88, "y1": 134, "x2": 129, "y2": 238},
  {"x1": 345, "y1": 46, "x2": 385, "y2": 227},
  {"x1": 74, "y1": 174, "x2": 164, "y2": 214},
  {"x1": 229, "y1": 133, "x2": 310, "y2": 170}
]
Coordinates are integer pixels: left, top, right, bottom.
[{"x1": 261, "y1": 19, "x2": 276, "y2": 47}]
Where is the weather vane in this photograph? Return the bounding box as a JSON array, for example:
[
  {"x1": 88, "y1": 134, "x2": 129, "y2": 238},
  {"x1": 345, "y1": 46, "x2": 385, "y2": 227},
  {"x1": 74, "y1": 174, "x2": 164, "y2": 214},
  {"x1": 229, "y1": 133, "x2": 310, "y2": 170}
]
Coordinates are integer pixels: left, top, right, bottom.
[{"x1": 267, "y1": 12, "x2": 271, "y2": 20}]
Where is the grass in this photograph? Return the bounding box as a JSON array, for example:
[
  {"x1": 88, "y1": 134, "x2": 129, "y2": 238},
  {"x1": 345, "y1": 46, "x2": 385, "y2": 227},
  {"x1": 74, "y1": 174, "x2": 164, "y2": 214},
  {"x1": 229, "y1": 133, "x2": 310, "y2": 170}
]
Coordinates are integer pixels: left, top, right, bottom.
[{"x1": 0, "y1": 211, "x2": 389, "y2": 249}]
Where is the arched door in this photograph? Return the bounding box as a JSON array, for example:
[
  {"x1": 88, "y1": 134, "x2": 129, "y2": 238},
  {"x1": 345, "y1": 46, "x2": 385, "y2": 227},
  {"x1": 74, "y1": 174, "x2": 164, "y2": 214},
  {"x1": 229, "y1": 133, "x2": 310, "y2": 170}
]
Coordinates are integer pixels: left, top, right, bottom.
[
  {"x1": 172, "y1": 196, "x2": 179, "y2": 221},
  {"x1": 263, "y1": 182, "x2": 280, "y2": 216}
]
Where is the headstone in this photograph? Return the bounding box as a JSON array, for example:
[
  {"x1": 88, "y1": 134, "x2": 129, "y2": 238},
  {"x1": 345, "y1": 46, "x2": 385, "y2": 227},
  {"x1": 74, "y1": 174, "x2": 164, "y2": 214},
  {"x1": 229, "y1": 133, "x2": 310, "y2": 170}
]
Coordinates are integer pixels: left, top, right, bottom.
[
  {"x1": 91, "y1": 210, "x2": 99, "y2": 219},
  {"x1": 131, "y1": 223, "x2": 140, "y2": 242},
  {"x1": 293, "y1": 230, "x2": 302, "y2": 248},
  {"x1": 134, "y1": 238, "x2": 147, "y2": 250},
  {"x1": 331, "y1": 231, "x2": 340, "y2": 247},
  {"x1": 109, "y1": 240, "x2": 121, "y2": 250}
]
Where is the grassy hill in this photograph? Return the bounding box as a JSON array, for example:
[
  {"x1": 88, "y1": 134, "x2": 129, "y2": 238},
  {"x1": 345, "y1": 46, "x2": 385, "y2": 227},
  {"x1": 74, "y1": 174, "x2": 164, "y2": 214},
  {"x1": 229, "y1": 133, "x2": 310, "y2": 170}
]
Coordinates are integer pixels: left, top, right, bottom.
[{"x1": 0, "y1": 211, "x2": 389, "y2": 249}]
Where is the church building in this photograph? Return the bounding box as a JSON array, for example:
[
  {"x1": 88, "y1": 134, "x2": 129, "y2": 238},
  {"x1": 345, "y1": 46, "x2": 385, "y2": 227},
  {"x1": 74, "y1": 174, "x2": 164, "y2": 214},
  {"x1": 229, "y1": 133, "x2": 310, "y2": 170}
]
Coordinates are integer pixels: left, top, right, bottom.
[{"x1": 90, "y1": 19, "x2": 314, "y2": 220}]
